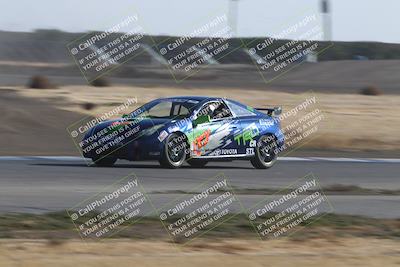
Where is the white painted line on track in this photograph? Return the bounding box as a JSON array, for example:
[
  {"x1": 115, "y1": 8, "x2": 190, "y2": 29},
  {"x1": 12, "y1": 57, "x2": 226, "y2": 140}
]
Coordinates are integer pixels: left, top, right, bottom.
[
  {"x1": 0, "y1": 156, "x2": 31, "y2": 161},
  {"x1": 29, "y1": 156, "x2": 84, "y2": 161},
  {"x1": 305, "y1": 157, "x2": 371, "y2": 163},
  {"x1": 278, "y1": 157, "x2": 315, "y2": 161}
]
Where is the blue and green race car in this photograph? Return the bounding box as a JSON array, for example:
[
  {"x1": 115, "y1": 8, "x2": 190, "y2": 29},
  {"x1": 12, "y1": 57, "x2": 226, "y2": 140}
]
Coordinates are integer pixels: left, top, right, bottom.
[{"x1": 82, "y1": 96, "x2": 284, "y2": 169}]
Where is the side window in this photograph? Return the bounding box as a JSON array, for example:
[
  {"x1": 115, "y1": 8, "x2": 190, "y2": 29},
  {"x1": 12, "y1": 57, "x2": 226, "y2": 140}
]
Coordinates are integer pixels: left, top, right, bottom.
[
  {"x1": 211, "y1": 101, "x2": 232, "y2": 120},
  {"x1": 225, "y1": 100, "x2": 256, "y2": 117},
  {"x1": 197, "y1": 102, "x2": 217, "y2": 117},
  {"x1": 197, "y1": 101, "x2": 232, "y2": 120},
  {"x1": 146, "y1": 101, "x2": 172, "y2": 117},
  {"x1": 180, "y1": 105, "x2": 189, "y2": 116},
  {"x1": 172, "y1": 104, "x2": 180, "y2": 116},
  {"x1": 172, "y1": 104, "x2": 190, "y2": 117}
]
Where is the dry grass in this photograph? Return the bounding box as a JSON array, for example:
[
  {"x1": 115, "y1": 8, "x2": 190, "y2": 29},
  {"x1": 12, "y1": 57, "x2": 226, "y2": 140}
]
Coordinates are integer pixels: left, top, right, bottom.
[
  {"x1": 5, "y1": 85, "x2": 400, "y2": 152},
  {"x1": 0, "y1": 238, "x2": 399, "y2": 267}
]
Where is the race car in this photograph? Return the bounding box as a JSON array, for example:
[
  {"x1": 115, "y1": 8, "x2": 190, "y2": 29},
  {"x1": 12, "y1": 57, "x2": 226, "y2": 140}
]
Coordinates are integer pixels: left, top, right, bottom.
[{"x1": 81, "y1": 96, "x2": 284, "y2": 169}]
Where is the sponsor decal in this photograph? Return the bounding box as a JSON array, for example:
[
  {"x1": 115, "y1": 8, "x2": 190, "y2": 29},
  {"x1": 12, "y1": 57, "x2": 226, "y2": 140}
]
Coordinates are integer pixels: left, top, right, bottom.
[
  {"x1": 209, "y1": 148, "x2": 238, "y2": 156},
  {"x1": 193, "y1": 129, "x2": 211, "y2": 156},
  {"x1": 168, "y1": 126, "x2": 180, "y2": 133},
  {"x1": 169, "y1": 98, "x2": 187, "y2": 102},
  {"x1": 234, "y1": 123, "x2": 259, "y2": 145},
  {"x1": 158, "y1": 130, "x2": 168, "y2": 142},
  {"x1": 249, "y1": 140, "x2": 257, "y2": 147},
  {"x1": 259, "y1": 119, "x2": 274, "y2": 127},
  {"x1": 246, "y1": 148, "x2": 255, "y2": 155}
]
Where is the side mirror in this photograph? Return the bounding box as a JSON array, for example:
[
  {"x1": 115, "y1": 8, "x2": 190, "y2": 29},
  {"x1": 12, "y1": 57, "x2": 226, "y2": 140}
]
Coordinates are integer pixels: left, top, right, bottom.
[{"x1": 193, "y1": 115, "x2": 211, "y2": 127}]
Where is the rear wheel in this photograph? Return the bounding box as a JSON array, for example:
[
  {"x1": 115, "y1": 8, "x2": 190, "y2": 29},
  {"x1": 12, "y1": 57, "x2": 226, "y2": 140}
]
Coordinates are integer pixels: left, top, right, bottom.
[
  {"x1": 250, "y1": 135, "x2": 278, "y2": 169},
  {"x1": 93, "y1": 156, "x2": 117, "y2": 167},
  {"x1": 187, "y1": 159, "x2": 208, "y2": 168},
  {"x1": 159, "y1": 133, "x2": 188, "y2": 168}
]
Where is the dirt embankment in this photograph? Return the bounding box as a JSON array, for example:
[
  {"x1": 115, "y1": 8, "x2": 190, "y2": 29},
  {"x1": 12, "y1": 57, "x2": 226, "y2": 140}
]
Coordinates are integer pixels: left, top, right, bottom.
[{"x1": 0, "y1": 89, "x2": 82, "y2": 155}]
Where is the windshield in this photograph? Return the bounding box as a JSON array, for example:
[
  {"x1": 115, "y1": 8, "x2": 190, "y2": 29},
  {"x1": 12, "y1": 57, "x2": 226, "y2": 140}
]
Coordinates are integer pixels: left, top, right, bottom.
[{"x1": 128, "y1": 99, "x2": 200, "y2": 120}]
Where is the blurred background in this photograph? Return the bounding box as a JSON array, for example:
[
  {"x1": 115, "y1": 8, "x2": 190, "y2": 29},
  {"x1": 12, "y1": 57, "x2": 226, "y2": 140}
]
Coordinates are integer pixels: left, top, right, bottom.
[{"x1": 0, "y1": 1, "x2": 399, "y2": 266}]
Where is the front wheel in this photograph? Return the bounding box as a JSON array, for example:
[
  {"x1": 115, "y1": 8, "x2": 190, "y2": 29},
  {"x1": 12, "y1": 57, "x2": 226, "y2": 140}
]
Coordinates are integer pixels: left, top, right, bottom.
[
  {"x1": 159, "y1": 133, "x2": 188, "y2": 168},
  {"x1": 250, "y1": 135, "x2": 278, "y2": 169}
]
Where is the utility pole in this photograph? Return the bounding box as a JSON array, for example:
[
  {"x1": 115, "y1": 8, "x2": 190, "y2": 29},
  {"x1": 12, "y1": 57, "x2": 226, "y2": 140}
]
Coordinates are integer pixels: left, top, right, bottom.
[
  {"x1": 321, "y1": 0, "x2": 332, "y2": 41},
  {"x1": 229, "y1": 0, "x2": 239, "y2": 37}
]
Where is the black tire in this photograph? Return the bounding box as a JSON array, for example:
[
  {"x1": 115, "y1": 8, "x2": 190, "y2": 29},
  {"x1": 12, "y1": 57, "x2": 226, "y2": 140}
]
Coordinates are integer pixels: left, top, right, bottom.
[
  {"x1": 93, "y1": 156, "x2": 117, "y2": 167},
  {"x1": 159, "y1": 133, "x2": 188, "y2": 169},
  {"x1": 187, "y1": 159, "x2": 208, "y2": 168},
  {"x1": 250, "y1": 135, "x2": 278, "y2": 169}
]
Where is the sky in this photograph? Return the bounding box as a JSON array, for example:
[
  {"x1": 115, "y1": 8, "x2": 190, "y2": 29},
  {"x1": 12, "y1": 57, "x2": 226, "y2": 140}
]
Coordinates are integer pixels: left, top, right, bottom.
[{"x1": 0, "y1": 0, "x2": 399, "y2": 43}]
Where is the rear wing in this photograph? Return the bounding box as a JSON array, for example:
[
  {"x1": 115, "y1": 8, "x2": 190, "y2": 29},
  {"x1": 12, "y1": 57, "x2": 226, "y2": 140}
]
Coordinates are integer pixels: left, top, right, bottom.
[{"x1": 255, "y1": 106, "x2": 282, "y2": 116}]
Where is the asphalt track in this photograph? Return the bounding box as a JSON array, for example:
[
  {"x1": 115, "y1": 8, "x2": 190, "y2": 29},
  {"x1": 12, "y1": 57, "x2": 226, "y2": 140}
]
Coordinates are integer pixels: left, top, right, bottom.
[{"x1": 0, "y1": 156, "x2": 399, "y2": 218}]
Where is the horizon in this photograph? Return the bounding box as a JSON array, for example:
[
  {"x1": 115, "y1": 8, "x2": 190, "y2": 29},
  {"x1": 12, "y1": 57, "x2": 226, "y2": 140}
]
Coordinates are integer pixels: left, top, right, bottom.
[{"x1": 1, "y1": 0, "x2": 399, "y2": 44}]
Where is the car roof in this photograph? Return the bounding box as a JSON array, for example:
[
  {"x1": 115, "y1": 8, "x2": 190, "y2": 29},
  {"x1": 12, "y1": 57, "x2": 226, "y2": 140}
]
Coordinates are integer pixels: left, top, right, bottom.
[
  {"x1": 155, "y1": 96, "x2": 265, "y2": 116},
  {"x1": 161, "y1": 96, "x2": 221, "y2": 102}
]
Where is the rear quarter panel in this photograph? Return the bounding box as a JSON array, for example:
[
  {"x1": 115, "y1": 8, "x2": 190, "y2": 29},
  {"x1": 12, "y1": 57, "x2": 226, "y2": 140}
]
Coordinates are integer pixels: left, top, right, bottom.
[{"x1": 238, "y1": 115, "x2": 284, "y2": 156}]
